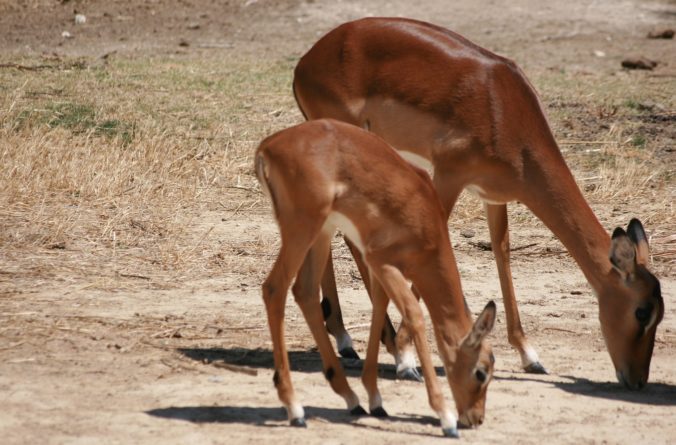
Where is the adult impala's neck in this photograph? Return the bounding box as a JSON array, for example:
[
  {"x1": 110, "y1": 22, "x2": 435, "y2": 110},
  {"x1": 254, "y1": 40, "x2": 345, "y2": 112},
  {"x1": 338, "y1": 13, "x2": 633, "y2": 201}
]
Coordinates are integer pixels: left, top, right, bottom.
[{"x1": 520, "y1": 140, "x2": 613, "y2": 294}]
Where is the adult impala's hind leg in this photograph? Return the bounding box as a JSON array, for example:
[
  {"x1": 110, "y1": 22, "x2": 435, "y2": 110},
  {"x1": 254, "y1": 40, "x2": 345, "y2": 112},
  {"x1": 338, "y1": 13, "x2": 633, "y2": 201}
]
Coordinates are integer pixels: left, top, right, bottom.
[
  {"x1": 343, "y1": 238, "x2": 421, "y2": 381},
  {"x1": 293, "y1": 232, "x2": 365, "y2": 415},
  {"x1": 320, "y1": 253, "x2": 359, "y2": 359},
  {"x1": 485, "y1": 203, "x2": 546, "y2": 374}
]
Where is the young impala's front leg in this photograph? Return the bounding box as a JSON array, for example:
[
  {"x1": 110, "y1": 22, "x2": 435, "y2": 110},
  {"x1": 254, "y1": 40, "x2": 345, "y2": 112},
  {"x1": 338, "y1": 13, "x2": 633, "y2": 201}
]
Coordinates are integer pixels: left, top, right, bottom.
[
  {"x1": 373, "y1": 263, "x2": 459, "y2": 438},
  {"x1": 361, "y1": 272, "x2": 390, "y2": 417},
  {"x1": 485, "y1": 203, "x2": 546, "y2": 374},
  {"x1": 293, "y1": 232, "x2": 365, "y2": 416}
]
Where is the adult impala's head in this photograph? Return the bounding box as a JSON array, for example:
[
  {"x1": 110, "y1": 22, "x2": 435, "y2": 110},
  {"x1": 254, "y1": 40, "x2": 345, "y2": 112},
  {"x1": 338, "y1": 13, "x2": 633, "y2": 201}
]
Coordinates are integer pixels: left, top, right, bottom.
[
  {"x1": 600, "y1": 219, "x2": 663, "y2": 390},
  {"x1": 446, "y1": 301, "x2": 497, "y2": 428}
]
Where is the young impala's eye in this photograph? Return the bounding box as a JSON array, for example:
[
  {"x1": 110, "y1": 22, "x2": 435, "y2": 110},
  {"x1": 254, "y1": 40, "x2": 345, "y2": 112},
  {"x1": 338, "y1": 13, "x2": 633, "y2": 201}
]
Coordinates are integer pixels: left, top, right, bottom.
[
  {"x1": 475, "y1": 369, "x2": 487, "y2": 383},
  {"x1": 635, "y1": 307, "x2": 651, "y2": 325}
]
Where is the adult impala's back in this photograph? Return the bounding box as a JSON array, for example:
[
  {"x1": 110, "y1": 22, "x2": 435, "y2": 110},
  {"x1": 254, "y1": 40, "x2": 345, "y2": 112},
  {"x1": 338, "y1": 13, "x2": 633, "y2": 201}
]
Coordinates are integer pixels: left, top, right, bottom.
[{"x1": 293, "y1": 17, "x2": 663, "y2": 389}]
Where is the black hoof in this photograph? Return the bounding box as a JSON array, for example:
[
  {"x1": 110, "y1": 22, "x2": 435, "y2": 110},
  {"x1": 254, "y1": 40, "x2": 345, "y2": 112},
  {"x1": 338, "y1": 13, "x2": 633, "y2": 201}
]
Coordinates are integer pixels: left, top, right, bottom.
[
  {"x1": 370, "y1": 406, "x2": 389, "y2": 418},
  {"x1": 290, "y1": 417, "x2": 307, "y2": 428},
  {"x1": 524, "y1": 362, "x2": 548, "y2": 374},
  {"x1": 339, "y1": 347, "x2": 360, "y2": 360},
  {"x1": 350, "y1": 405, "x2": 368, "y2": 416},
  {"x1": 442, "y1": 426, "x2": 460, "y2": 438},
  {"x1": 397, "y1": 367, "x2": 423, "y2": 382}
]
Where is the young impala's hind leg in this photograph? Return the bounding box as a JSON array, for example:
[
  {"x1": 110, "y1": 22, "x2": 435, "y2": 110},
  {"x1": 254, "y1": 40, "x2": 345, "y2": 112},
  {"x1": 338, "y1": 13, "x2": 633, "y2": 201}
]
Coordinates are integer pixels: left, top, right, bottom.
[
  {"x1": 293, "y1": 231, "x2": 365, "y2": 415},
  {"x1": 263, "y1": 240, "x2": 315, "y2": 426},
  {"x1": 485, "y1": 203, "x2": 546, "y2": 374}
]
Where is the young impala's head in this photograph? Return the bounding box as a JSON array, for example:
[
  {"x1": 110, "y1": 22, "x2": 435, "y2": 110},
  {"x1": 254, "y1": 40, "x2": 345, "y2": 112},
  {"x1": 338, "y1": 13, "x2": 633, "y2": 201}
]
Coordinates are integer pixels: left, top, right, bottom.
[
  {"x1": 446, "y1": 301, "x2": 497, "y2": 428},
  {"x1": 600, "y1": 219, "x2": 663, "y2": 390}
]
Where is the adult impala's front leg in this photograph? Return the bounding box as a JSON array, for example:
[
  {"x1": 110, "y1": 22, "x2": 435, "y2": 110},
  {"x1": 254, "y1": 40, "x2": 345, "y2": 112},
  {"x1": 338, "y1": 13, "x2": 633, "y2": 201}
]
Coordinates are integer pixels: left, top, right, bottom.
[{"x1": 485, "y1": 203, "x2": 546, "y2": 374}]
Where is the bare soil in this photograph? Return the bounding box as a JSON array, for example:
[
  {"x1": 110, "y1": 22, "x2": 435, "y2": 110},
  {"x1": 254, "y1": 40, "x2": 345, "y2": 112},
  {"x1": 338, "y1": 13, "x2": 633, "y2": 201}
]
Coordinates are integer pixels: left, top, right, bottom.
[{"x1": 1, "y1": 1, "x2": 675, "y2": 444}]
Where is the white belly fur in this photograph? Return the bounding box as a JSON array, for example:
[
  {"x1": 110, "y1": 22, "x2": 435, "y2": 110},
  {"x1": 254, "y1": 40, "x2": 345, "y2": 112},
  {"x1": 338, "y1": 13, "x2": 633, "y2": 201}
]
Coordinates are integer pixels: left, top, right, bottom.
[
  {"x1": 324, "y1": 211, "x2": 366, "y2": 254},
  {"x1": 397, "y1": 150, "x2": 433, "y2": 172}
]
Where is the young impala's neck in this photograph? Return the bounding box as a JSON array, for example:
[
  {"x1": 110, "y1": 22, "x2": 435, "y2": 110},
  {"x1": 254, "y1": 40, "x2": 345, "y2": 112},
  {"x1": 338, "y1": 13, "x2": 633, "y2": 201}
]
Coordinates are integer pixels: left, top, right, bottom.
[
  {"x1": 521, "y1": 142, "x2": 613, "y2": 294},
  {"x1": 414, "y1": 244, "x2": 473, "y2": 343}
]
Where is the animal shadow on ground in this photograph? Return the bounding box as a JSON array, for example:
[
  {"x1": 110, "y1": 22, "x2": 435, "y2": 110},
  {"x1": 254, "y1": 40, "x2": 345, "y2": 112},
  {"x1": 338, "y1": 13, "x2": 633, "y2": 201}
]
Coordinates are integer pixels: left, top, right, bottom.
[
  {"x1": 498, "y1": 373, "x2": 676, "y2": 406},
  {"x1": 146, "y1": 404, "x2": 440, "y2": 434},
  {"x1": 178, "y1": 346, "x2": 445, "y2": 379}
]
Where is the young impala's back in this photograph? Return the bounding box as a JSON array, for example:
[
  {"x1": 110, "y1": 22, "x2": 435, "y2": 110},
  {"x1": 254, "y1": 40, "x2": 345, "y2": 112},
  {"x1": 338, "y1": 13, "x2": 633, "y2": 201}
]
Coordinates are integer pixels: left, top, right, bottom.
[{"x1": 255, "y1": 119, "x2": 496, "y2": 436}]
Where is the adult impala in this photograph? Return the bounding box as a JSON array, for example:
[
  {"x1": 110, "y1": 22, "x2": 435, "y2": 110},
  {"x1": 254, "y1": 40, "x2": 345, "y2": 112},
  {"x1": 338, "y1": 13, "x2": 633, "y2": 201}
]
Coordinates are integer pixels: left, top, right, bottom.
[
  {"x1": 256, "y1": 119, "x2": 497, "y2": 436},
  {"x1": 293, "y1": 17, "x2": 663, "y2": 389}
]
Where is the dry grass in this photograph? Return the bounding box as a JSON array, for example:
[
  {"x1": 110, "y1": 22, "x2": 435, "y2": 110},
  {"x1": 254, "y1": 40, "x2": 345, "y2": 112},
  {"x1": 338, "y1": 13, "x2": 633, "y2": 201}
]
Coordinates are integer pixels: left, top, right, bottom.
[{"x1": 0, "y1": 52, "x2": 673, "y2": 293}]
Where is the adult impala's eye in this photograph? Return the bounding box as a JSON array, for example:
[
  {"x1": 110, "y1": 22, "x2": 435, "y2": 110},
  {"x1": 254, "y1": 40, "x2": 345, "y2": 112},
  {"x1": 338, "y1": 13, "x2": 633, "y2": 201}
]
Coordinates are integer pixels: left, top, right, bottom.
[
  {"x1": 475, "y1": 369, "x2": 487, "y2": 383},
  {"x1": 635, "y1": 307, "x2": 651, "y2": 325}
]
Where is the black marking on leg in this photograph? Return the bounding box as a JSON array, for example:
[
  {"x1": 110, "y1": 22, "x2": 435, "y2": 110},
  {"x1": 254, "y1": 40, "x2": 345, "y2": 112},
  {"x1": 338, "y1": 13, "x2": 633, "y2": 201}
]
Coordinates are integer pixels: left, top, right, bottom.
[
  {"x1": 321, "y1": 298, "x2": 332, "y2": 320},
  {"x1": 524, "y1": 362, "x2": 548, "y2": 374},
  {"x1": 290, "y1": 417, "x2": 307, "y2": 428},
  {"x1": 339, "y1": 347, "x2": 360, "y2": 360},
  {"x1": 273, "y1": 370, "x2": 280, "y2": 387},
  {"x1": 370, "y1": 406, "x2": 389, "y2": 418},
  {"x1": 350, "y1": 405, "x2": 368, "y2": 416},
  {"x1": 324, "y1": 366, "x2": 335, "y2": 382}
]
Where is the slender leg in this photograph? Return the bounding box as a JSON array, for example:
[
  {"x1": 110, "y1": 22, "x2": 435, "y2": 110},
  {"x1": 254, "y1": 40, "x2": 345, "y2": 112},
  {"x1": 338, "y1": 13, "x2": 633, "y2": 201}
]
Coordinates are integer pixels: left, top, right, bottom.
[
  {"x1": 320, "y1": 252, "x2": 359, "y2": 359},
  {"x1": 293, "y1": 232, "x2": 365, "y2": 414},
  {"x1": 485, "y1": 203, "x2": 546, "y2": 374},
  {"x1": 361, "y1": 272, "x2": 390, "y2": 417},
  {"x1": 372, "y1": 263, "x2": 459, "y2": 438},
  {"x1": 343, "y1": 238, "x2": 419, "y2": 382},
  {"x1": 263, "y1": 243, "x2": 312, "y2": 426}
]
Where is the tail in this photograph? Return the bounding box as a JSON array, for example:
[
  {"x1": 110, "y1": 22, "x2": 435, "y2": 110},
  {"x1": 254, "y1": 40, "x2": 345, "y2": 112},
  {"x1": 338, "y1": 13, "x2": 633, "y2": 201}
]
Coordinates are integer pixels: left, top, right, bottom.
[{"x1": 255, "y1": 150, "x2": 280, "y2": 219}]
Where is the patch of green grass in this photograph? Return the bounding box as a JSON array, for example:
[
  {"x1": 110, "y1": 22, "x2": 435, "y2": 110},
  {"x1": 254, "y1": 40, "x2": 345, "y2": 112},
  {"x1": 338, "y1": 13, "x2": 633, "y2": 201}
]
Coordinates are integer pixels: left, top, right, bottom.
[
  {"x1": 46, "y1": 102, "x2": 97, "y2": 131},
  {"x1": 631, "y1": 133, "x2": 646, "y2": 148}
]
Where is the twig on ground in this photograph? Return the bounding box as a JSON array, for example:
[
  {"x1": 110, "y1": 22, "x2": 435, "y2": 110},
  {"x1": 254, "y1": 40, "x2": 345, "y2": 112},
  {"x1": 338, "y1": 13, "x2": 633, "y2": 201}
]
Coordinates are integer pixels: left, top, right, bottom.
[{"x1": 212, "y1": 361, "x2": 258, "y2": 376}]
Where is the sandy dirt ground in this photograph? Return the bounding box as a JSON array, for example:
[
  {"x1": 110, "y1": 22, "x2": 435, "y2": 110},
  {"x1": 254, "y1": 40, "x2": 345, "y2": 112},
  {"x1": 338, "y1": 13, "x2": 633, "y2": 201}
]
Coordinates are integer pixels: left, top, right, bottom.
[{"x1": 1, "y1": 0, "x2": 675, "y2": 444}]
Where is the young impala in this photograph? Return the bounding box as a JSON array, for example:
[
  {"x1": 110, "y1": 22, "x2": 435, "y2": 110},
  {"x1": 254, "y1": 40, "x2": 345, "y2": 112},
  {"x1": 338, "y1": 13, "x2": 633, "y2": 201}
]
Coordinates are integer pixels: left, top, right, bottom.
[
  {"x1": 256, "y1": 119, "x2": 497, "y2": 437},
  {"x1": 293, "y1": 17, "x2": 663, "y2": 389}
]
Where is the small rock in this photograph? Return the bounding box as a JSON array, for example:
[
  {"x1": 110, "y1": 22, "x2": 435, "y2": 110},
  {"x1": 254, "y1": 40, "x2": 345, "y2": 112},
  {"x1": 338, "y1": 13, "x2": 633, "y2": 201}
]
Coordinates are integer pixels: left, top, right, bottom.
[
  {"x1": 647, "y1": 29, "x2": 674, "y2": 39},
  {"x1": 460, "y1": 229, "x2": 476, "y2": 238},
  {"x1": 74, "y1": 13, "x2": 86, "y2": 25},
  {"x1": 187, "y1": 22, "x2": 200, "y2": 30},
  {"x1": 621, "y1": 57, "x2": 658, "y2": 70},
  {"x1": 178, "y1": 38, "x2": 190, "y2": 47},
  {"x1": 570, "y1": 290, "x2": 583, "y2": 295},
  {"x1": 61, "y1": 30, "x2": 73, "y2": 39},
  {"x1": 593, "y1": 50, "x2": 606, "y2": 58}
]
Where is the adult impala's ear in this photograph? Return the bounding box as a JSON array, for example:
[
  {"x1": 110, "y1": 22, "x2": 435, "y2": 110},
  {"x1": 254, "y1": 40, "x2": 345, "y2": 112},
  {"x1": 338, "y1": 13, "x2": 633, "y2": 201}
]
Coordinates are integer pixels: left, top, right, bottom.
[
  {"x1": 609, "y1": 227, "x2": 636, "y2": 281},
  {"x1": 627, "y1": 218, "x2": 650, "y2": 266},
  {"x1": 464, "y1": 301, "x2": 497, "y2": 349}
]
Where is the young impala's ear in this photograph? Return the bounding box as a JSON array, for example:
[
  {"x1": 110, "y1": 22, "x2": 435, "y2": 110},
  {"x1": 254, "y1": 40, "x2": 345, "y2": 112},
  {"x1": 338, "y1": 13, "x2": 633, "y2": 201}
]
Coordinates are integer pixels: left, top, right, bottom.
[
  {"x1": 627, "y1": 218, "x2": 650, "y2": 266},
  {"x1": 609, "y1": 227, "x2": 636, "y2": 281},
  {"x1": 464, "y1": 301, "x2": 497, "y2": 349}
]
